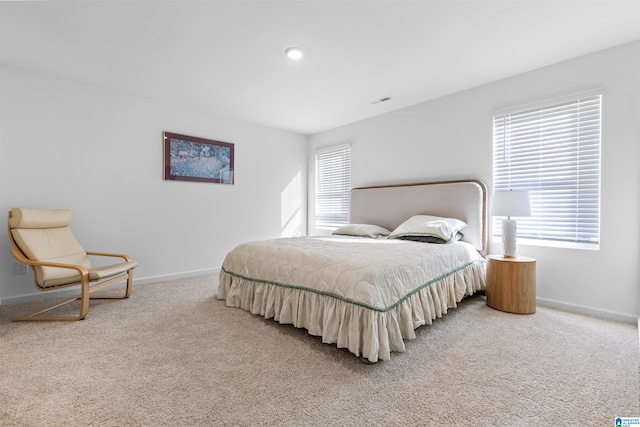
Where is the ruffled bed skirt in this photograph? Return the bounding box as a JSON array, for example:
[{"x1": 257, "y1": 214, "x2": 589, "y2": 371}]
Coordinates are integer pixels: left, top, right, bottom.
[{"x1": 217, "y1": 261, "x2": 486, "y2": 363}]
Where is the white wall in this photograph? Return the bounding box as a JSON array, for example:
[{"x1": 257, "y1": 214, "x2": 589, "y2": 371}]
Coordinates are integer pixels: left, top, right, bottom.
[
  {"x1": 308, "y1": 41, "x2": 640, "y2": 323},
  {"x1": 0, "y1": 65, "x2": 307, "y2": 303},
  {"x1": 3, "y1": 42, "x2": 638, "y2": 322}
]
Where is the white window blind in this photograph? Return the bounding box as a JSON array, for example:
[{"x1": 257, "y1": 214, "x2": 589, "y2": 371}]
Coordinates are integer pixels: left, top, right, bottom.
[
  {"x1": 493, "y1": 95, "x2": 601, "y2": 247},
  {"x1": 315, "y1": 144, "x2": 351, "y2": 228}
]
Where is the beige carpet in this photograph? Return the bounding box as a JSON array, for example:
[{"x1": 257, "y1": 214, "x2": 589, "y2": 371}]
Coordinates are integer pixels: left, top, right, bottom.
[{"x1": 0, "y1": 274, "x2": 638, "y2": 426}]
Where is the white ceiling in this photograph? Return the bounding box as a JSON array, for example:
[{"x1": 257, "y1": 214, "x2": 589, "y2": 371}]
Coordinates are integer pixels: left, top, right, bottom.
[{"x1": 2, "y1": 1, "x2": 639, "y2": 135}]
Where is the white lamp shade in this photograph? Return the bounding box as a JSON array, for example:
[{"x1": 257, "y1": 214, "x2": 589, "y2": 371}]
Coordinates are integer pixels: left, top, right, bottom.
[{"x1": 492, "y1": 190, "x2": 531, "y2": 217}]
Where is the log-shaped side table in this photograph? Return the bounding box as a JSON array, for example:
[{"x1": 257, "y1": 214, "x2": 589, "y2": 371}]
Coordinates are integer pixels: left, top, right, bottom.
[{"x1": 486, "y1": 255, "x2": 536, "y2": 314}]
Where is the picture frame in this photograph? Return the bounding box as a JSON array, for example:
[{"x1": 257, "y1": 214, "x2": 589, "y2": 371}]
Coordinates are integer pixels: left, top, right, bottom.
[{"x1": 163, "y1": 131, "x2": 234, "y2": 184}]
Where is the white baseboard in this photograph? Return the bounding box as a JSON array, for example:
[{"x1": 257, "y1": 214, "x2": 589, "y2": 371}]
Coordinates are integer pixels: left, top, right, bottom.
[
  {"x1": 0, "y1": 268, "x2": 220, "y2": 306},
  {"x1": 134, "y1": 267, "x2": 219, "y2": 286},
  {"x1": 536, "y1": 297, "x2": 637, "y2": 324}
]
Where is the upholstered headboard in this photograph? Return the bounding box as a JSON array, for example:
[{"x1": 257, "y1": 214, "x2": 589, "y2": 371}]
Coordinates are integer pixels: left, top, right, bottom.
[{"x1": 349, "y1": 179, "x2": 488, "y2": 256}]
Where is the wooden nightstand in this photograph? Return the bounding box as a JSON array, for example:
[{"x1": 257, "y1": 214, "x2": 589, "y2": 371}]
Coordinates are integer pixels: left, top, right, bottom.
[{"x1": 486, "y1": 255, "x2": 536, "y2": 314}]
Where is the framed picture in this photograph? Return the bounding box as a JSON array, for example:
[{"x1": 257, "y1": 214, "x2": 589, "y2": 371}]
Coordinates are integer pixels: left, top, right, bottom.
[{"x1": 163, "y1": 132, "x2": 234, "y2": 184}]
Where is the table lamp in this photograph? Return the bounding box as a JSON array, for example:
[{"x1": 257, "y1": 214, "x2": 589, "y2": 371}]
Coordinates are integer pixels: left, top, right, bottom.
[{"x1": 492, "y1": 190, "x2": 531, "y2": 258}]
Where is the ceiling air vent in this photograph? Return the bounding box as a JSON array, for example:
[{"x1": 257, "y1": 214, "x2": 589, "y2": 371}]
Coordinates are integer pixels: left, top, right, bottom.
[{"x1": 368, "y1": 96, "x2": 392, "y2": 105}]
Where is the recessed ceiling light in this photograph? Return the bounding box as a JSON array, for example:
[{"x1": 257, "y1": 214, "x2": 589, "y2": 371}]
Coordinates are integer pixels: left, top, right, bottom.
[{"x1": 285, "y1": 47, "x2": 304, "y2": 60}]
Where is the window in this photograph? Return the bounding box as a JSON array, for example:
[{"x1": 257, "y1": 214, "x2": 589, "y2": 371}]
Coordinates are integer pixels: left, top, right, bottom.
[
  {"x1": 493, "y1": 94, "x2": 601, "y2": 248},
  {"x1": 315, "y1": 144, "x2": 351, "y2": 228}
]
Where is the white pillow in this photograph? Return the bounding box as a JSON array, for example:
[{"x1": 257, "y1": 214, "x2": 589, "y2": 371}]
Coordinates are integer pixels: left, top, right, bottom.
[
  {"x1": 388, "y1": 215, "x2": 466, "y2": 242},
  {"x1": 332, "y1": 224, "x2": 391, "y2": 238}
]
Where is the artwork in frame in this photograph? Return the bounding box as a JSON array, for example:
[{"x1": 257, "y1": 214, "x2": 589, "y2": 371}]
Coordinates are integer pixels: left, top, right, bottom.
[{"x1": 163, "y1": 131, "x2": 234, "y2": 184}]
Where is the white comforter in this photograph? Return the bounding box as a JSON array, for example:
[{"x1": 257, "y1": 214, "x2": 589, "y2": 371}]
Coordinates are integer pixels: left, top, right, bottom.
[{"x1": 218, "y1": 235, "x2": 486, "y2": 362}]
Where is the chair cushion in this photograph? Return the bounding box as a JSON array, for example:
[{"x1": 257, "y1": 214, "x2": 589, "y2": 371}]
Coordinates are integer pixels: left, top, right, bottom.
[
  {"x1": 9, "y1": 208, "x2": 72, "y2": 229},
  {"x1": 11, "y1": 226, "x2": 91, "y2": 287},
  {"x1": 42, "y1": 261, "x2": 139, "y2": 288}
]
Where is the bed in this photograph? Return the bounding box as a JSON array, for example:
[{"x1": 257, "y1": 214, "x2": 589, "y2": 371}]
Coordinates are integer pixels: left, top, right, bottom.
[{"x1": 218, "y1": 179, "x2": 488, "y2": 362}]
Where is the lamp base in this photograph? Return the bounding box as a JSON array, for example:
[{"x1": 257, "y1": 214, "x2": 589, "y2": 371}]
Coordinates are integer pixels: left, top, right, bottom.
[{"x1": 502, "y1": 218, "x2": 517, "y2": 258}]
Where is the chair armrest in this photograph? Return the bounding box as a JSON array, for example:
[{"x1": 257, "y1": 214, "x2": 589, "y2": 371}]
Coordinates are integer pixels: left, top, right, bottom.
[
  {"x1": 86, "y1": 251, "x2": 133, "y2": 262},
  {"x1": 10, "y1": 249, "x2": 90, "y2": 277}
]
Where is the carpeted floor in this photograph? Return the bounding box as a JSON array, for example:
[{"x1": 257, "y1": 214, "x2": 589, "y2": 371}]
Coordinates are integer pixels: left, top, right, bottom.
[{"x1": 0, "y1": 274, "x2": 638, "y2": 426}]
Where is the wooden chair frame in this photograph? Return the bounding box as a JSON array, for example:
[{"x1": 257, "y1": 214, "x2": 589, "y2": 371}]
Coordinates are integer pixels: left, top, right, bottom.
[{"x1": 7, "y1": 211, "x2": 134, "y2": 321}]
